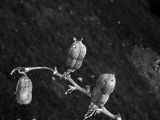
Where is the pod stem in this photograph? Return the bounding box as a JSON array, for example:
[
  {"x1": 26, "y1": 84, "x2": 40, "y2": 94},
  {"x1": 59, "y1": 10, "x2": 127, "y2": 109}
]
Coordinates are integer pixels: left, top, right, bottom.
[{"x1": 11, "y1": 67, "x2": 55, "y2": 75}]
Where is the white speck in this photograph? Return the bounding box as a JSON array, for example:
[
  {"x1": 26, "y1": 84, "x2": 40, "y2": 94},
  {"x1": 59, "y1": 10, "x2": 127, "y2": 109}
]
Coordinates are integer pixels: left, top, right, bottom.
[
  {"x1": 58, "y1": 6, "x2": 62, "y2": 10},
  {"x1": 117, "y1": 21, "x2": 121, "y2": 24},
  {"x1": 122, "y1": 42, "x2": 125, "y2": 47},
  {"x1": 70, "y1": 10, "x2": 73, "y2": 15},
  {"x1": 90, "y1": 17, "x2": 95, "y2": 21},
  {"x1": 52, "y1": 76, "x2": 56, "y2": 81},
  {"x1": 110, "y1": 0, "x2": 114, "y2": 3},
  {"x1": 15, "y1": 29, "x2": 19, "y2": 32},
  {"x1": 77, "y1": 77, "x2": 83, "y2": 82},
  {"x1": 108, "y1": 42, "x2": 112, "y2": 46},
  {"x1": 20, "y1": 0, "x2": 24, "y2": 3},
  {"x1": 57, "y1": 32, "x2": 61, "y2": 36},
  {"x1": 73, "y1": 37, "x2": 77, "y2": 41},
  {"x1": 90, "y1": 75, "x2": 95, "y2": 78}
]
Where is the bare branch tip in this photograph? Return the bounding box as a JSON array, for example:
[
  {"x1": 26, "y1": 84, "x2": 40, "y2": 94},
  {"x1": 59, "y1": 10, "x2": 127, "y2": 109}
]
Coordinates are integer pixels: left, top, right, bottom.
[
  {"x1": 65, "y1": 85, "x2": 76, "y2": 95},
  {"x1": 10, "y1": 69, "x2": 16, "y2": 75}
]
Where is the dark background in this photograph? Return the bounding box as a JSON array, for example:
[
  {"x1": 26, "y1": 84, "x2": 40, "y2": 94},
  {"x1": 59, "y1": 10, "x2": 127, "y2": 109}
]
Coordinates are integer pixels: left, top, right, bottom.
[{"x1": 0, "y1": 0, "x2": 160, "y2": 120}]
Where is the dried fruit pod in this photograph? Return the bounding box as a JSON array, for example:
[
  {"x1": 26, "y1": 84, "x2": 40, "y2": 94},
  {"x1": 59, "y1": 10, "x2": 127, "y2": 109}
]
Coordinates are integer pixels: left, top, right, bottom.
[
  {"x1": 15, "y1": 75, "x2": 32, "y2": 105},
  {"x1": 67, "y1": 39, "x2": 86, "y2": 70},
  {"x1": 68, "y1": 40, "x2": 87, "y2": 60},
  {"x1": 96, "y1": 74, "x2": 116, "y2": 94},
  {"x1": 91, "y1": 74, "x2": 116, "y2": 107}
]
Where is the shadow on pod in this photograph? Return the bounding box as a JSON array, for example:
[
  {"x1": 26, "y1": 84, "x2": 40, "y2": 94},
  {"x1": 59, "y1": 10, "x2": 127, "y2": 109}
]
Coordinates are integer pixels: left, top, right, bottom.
[{"x1": 66, "y1": 57, "x2": 83, "y2": 71}]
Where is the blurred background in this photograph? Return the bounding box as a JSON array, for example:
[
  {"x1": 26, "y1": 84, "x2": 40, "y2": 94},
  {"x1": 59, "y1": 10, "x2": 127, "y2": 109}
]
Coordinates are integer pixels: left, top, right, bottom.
[{"x1": 0, "y1": 0, "x2": 160, "y2": 120}]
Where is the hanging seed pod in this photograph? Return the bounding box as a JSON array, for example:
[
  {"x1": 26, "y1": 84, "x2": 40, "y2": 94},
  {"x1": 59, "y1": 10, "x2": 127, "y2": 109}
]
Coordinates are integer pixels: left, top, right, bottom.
[
  {"x1": 67, "y1": 38, "x2": 86, "y2": 71},
  {"x1": 91, "y1": 74, "x2": 116, "y2": 107},
  {"x1": 86, "y1": 74, "x2": 116, "y2": 120},
  {"x1": 15, "y1": 75, "x2": 32, "y2": 105},
  {"x1": 96, "y1": 74, "x2": 116, "y2": 95}
]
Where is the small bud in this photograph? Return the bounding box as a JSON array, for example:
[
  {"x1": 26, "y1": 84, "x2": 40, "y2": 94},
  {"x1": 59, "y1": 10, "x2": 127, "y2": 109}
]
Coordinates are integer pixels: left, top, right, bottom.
[
  {"x1": 73, "y1": 37, "x2": 77, "y2": 41},
  {"x1": 90, "y1": 75, "x2": 95, "y2": 78},
  {"x1": 77, "y1": 77, "x2": 83, "y2": 82},
  {"x1": 52, "y1": 76, "x2": 56, "y2": 81}
]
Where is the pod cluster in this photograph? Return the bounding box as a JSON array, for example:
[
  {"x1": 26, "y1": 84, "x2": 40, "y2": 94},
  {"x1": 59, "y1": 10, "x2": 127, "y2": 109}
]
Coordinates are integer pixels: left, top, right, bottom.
[
  {"x1": 66, "y1": 39, "x2": 87, "y2": 71},
  {"x1": 91, "y1": 73, "x2": 116, "y2": 107},
  {"x1": 15, "y1": 75, "x2": 32, "y2": 105}
]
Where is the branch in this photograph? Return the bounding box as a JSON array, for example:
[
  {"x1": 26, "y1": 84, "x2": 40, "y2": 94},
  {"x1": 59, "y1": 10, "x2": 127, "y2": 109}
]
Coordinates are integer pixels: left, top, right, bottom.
[
  {"x1": 53, "y1": 68, "x2": 121, "y2": 120},
  {"x1": 11, "y1": 66, "x2": 121, "y2": 120},
  {"x1": 53, "y1": 67, "x2": 91, "y2": 97},
  {"x1": 11, "y1": 66, "x2": 91, "y2": 96}
]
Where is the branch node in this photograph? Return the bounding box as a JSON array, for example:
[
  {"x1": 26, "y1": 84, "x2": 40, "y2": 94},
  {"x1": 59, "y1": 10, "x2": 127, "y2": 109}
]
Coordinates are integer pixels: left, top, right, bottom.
[
  {"x1": 60, "y1": 73, "x2": 71, "y2": 80},
  {"x1": 65, "y1": 85, "x2": 76, "y2": 95}
]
